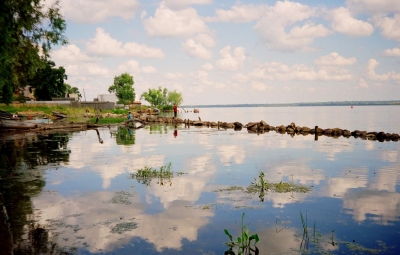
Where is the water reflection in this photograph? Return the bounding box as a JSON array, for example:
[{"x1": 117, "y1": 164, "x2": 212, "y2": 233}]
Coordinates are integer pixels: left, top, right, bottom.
[
  {"x1": 0, "y1": 121, "x2": 399, "y2": 254},
  {"x1": 0, "y1": 132, "x2": 72, "y2": 254},
  {"x1": 112, "y1": 126, "x2": 135, "y2": 145},
  {"x1": 32, "y1": 190, "x2": 213, "y2": 253}
]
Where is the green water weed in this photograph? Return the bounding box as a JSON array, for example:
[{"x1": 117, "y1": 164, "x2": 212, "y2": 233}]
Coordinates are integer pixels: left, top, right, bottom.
[
  {"x1": 130, "y1": 163, "x2": 174, "y2": 186},
  {"x1": 224, "y1": 213, "x2": 259, "y2": 255}
]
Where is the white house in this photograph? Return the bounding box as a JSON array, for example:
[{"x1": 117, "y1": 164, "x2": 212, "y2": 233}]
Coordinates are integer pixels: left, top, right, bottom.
[{"x1": 97, "y1": 94, "x2": 118, "y2": 103}]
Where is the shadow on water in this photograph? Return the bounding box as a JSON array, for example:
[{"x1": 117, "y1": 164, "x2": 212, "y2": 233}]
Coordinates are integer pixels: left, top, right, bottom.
[{"x1": 0, "y1": 132, "x2": 75, "y2": 255}]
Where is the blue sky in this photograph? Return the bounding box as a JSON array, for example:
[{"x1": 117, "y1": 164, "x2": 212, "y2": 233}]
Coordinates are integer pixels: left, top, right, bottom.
[{"x1": 48, "y1": 0, "x2": 400, "y2": 105}]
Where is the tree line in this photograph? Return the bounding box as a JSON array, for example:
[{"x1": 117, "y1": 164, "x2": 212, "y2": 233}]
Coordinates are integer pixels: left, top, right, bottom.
[{"x1": 0, "y1": 1, "x2": 183, "y2": 107}]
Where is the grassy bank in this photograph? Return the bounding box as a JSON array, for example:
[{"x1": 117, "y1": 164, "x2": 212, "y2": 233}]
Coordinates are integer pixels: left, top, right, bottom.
[{"x1": 0, "y1": 104, "x2": 131, "y2": 123}]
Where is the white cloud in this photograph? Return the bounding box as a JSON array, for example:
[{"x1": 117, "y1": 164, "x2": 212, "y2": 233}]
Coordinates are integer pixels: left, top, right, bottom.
[
  {"x1": 215, "y1": 46, "x2": 246, "y2": 71},
  {"x1": 373, "y1": 14, "x2": 400, "y2": 42},
  {"x1": 182, "y1": 39, "x2": 212, "y2": 59},
  {"x1": 140, "y1": 11, "x2": 147, "y2": 20},
  {"x1": 383, "y1": 47, "x2": 400, "y2": 56},
  {"x1": 346, "y1": 0, "x2": 400, "y2": 15},
  {"x1": 251, "y1": 81, "x2": 268, "y2": 91},
  {"x1": 86, "y1": 28, "x2": 164, "y2": 58},
  {"x1": 254, "y1": 1, "x2": 331, "y2": 51},
  {"x1": 143, "y1": 3, "x2": 208, "y2": 37},
  {"x1": 202, "y1": 63, "x2": 213, "y2": 71},
  {"x1": 192, "y1": 70, "x2": 213, "y2": 86},
  {"x1": 205, "y1": 4, "x2": 268, "y2": 23},
  {"x1": 124, "y1": 42, "x2": 165, "y2": 58},
  {"x1": 165, "y1": 72, "x2": 184, "y2": 79},
  {"x1": 164, "y1": 0, "x2": 212, "y2": 9},
  {"x1": 51, "y1": 45, "x2": 98, "y2": 63},
  {"x1": 315, "y1": 52, "x2": 357, "y2": 66},
  {"x1": 118, "y1": 60, "x2": 157, "y2": 74},
  {"x1": 65, "y1": 63, "x2": 109, "y2": 77},
  {"x1": 249, "y1": 61, "x2": 353, "y2": 81},
  {"x1": 359, "y1": 78, "x2": 369, "y2": 88},
  {"x1": 58, "y1": 0, "x2": 140, "y2": 23},
  {"x1": 329, "y1": 7, "x2": 373, "y2": 37},
  {"x1": 367, "y1": 59, "x2": 400, "y2": 80},
  {"x1": 195, "y1": 34, "x2": 216, "y2": 48}
]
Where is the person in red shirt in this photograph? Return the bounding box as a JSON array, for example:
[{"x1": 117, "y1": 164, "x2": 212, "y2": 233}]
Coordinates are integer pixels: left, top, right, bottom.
[{"x1": 173, "y1": 104, "x2": 178, "y2": 118}]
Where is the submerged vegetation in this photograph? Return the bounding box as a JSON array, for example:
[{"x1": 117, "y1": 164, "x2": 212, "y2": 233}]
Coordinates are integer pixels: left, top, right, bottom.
[
  {"x1": 129, "y1": 163, "x2": 178, "y2": 186},
  {"x1": 295, "y1": 211, "x2": 387, "y2": 254},
  {"x1": 224, "y1": 213, "x2": 259, "y2": 255}
]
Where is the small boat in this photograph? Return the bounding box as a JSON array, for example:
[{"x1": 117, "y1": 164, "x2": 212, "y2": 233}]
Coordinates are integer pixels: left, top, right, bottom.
[
  {"x1": 52, "y1": 111, "x2": 68, "y2": 118},
  {"x1": 0, "y1": 119, "x2": 38, "y2": 129}
]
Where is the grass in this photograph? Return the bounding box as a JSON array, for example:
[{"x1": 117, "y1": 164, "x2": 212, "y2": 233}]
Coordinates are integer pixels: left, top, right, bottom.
[
  {"x1": 0, "y1": 104, "x2": 73, "y2": 115},
  {"x1": 0, "y1": 104, "x2": 135, "y2": 123}
]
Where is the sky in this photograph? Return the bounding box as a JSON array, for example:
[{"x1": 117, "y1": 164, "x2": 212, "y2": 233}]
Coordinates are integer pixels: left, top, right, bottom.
[{"x1": 47, "y1": 0, "x2": 400, "y2": 105}]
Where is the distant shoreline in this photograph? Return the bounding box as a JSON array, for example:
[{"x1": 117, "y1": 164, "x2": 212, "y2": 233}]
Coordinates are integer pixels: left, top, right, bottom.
[{"x1": 183, "y1": 100, "x2": 400, "y2": 108}]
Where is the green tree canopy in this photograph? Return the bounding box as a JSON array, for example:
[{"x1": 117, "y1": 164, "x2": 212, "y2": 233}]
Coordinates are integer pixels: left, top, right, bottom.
[
  {"x1": 140, "y1": 87, "x2": 168, "y2": 108},
  {"x1": 141, "y1": 87, "x2": 183, "y2": 110},
  {"x1": 108, "y1": 73, "x2": 135, "y2": 104},
  {"x1": 30, "y1": 59, "x2": 67, "y2": 101},
  {"x1": 0, "y1": 0, "x2": 67, "y2": 104},
  {"x1": 167, "y1": 90, "x2": 183, "y2": 106},
  {"x1": 65, "y1": 83, "x2": 82, "y2": 101}
]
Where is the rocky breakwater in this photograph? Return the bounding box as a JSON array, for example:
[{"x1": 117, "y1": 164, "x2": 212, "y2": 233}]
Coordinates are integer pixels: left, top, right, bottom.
[
  {"x1": 176, "y1": 118, "x2": 399, "y2": 142},
  {"x1": 245, "y1": 121, "x2": 399, "y2": 142}
]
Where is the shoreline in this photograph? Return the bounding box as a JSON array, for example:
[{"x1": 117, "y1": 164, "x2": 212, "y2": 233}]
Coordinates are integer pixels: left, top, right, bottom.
[{"x1": 1, "y1": 114, "x2": 399, "y2": 143}]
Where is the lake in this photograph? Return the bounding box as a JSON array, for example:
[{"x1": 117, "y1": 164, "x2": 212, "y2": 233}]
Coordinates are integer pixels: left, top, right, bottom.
[{"x1": 0, "y1": 106, "x2": 399, "y2": 255}]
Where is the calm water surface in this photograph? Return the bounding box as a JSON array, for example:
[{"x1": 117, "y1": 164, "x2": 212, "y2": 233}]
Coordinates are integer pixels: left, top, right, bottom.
[{"x1": 0, "y1": 106, "x2": 399, "y2": 255}]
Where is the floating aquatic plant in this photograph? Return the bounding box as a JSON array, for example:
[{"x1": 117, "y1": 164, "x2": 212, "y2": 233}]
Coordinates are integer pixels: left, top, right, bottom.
[
  {"x1": 247, "y1": 172, "x2": 312, "y2": 201},
  {"x1": 130, "y1": 163, "x2": 178, "y2": 186}
]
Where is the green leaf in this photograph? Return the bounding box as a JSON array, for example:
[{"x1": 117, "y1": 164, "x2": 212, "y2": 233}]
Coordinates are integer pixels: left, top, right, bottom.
[
  {"x1": 249, "y1": 234, "x2": 260, "y2": 244},
  {"x1": 224, "y1": 229, "x2": 233, "y2": 242}
]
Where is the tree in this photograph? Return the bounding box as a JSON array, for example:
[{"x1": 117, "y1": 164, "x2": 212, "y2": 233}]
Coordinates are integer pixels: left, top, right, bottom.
[
  {"x1": 141, "y1": 87, "x2": 183, "y2": 110},
  {"x1": 65, "y1": 83, "x2": 82, "y2": 101},
  {"x1": 29, "y1": 59, "x2": 67, "y2": 101},
  {"x1": 167, "y1": 90, "x2": 183, "y2": 106},
  {"x1": 108, "y1": 73, "x2": 135, "y2": 104},
  {"x1": 0, "y1": 0, "x2": 67, "y2": 104},
  {"x1": 140, "y1": 87, "x2": 168, "y2": 108}
]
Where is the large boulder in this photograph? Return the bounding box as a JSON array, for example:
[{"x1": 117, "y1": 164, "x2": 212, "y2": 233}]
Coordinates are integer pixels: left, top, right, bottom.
[
  {"x1": 259, "y1": 120, "x2": 268, "y2": 127},
  {"x1": 332, "y1": 128, "x2": 343, "y2": 136},
  {"x1": 246, "y1": 122, "x2": 258, "y2": 129},
  {"x1": 233, "y1": 122, "x2": 243, "y2": 129},
  {"x1": 342, "y1": 130, "x2": 351, "y2": 136},
  {"x1": 277, "y1": 125, "x2": 286, "y2": 132}
]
